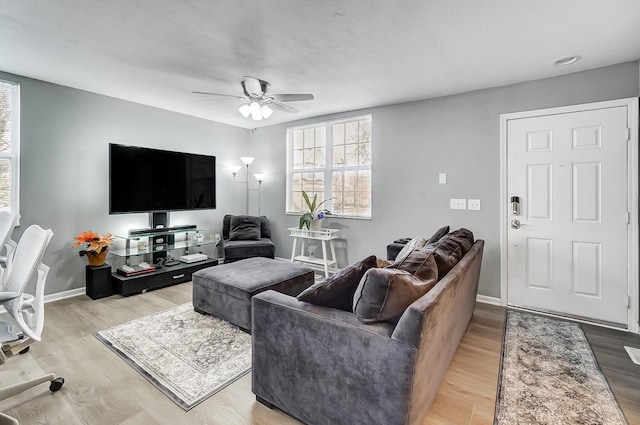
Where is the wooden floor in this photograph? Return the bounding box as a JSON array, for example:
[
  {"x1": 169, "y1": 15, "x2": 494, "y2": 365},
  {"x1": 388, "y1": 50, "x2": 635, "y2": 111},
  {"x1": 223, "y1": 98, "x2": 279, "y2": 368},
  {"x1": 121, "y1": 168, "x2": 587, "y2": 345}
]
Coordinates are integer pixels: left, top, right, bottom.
[{"x1": 0, "y1": 283, "x2": 637, "y2": 425}]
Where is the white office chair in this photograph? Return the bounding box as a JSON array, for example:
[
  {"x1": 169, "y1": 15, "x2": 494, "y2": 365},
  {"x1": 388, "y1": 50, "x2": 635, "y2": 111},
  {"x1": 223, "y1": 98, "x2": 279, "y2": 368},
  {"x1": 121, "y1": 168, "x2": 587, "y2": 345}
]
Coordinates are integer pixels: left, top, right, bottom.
[
  {"x1": 0, "y1": 213, "x2": 19, "y2": 273},
  {"x1": 0, "y1": 225, "x2": 63, "y2": 425}
]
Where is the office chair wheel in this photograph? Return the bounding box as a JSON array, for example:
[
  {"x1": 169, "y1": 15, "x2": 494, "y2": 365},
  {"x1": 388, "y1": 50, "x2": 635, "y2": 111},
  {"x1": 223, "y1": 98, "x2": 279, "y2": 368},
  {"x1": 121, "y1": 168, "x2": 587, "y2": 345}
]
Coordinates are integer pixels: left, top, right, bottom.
[
  {"x1": 18, "y1": 346, "x2": 29, "y2": 354},
  {"x1": 49, "y1": 377, "x2": 64, "y2": 392}
]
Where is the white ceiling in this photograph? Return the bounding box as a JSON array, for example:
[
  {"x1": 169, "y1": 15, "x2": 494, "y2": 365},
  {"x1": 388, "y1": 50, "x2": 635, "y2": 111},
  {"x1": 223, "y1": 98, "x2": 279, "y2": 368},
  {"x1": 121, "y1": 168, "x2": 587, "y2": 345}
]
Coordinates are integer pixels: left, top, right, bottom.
[{"x1": 1, "y1": 0, "x2": 639, "y2": 129}]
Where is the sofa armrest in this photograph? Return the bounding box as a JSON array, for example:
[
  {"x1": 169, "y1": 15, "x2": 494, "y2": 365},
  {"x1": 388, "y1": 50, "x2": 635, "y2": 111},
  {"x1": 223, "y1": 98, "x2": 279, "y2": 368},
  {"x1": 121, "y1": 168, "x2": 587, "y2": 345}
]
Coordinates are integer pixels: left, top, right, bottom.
[{"x1": 252, "y1": 290, "x2": 417, "y2": 425}]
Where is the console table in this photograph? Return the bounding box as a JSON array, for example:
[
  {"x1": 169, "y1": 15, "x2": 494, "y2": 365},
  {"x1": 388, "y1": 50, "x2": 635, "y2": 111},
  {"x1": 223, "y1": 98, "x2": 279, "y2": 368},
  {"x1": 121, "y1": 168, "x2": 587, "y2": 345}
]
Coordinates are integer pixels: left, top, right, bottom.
[{"x1": 288, "y1": 227, "x2": 339, "y2": 278}]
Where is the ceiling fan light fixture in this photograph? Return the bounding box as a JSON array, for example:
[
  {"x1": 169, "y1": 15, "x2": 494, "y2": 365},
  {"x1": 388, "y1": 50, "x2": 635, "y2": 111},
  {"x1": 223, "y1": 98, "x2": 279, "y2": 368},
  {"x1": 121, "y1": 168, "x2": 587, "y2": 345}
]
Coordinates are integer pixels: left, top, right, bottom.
[
  {"x1": 249, "y1": 101, "x2": 261, "y2": 114},
  {"x1": 239, "y1": 104, "x2": 251, "y2": 118},
  {"x1": 261, "y1": 105, "x2": 273, "y2": 119}
]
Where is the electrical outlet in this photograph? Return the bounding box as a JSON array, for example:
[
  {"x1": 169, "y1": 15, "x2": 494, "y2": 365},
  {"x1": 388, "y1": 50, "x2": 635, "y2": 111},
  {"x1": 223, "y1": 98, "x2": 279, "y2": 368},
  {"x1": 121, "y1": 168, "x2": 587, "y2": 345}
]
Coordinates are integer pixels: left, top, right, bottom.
[
  {"x1": 450, "y1": 198, "x2": 466, "y2": 210},
  {"x1": 468, "y1": 199, "x2": 481, "y2": 210}
]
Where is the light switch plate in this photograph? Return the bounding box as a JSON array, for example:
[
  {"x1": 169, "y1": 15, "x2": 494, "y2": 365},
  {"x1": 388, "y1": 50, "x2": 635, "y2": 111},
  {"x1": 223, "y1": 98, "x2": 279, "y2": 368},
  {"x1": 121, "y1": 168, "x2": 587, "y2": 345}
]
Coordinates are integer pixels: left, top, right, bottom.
[
  {"x1": 439, "y1": 173, "x2": 447, "y2": 184},
  {"x1": 468, "y1": 199, "x2": 481, "y2": 210},
  {"x1": 450, "y1": 198, "x2": 466, "y2": 210}
]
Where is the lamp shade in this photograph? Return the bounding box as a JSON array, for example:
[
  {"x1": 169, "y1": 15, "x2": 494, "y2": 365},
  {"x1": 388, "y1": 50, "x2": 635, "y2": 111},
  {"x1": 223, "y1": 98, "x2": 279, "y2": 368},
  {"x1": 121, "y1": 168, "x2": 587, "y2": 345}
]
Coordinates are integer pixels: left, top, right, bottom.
[
  {"x1": 253, "y1": 173, "x2": 266, "y2": 182},
  {"x1": 239, "y1": 104, "x2": 251, "y2": 118},
  {"x1": 240, "y1": 157, "x2": 255, "y2": 166},
  {"x1": 261, "y1": 105, "x2": 273, "y2": 119},
  {"x1": 228, "y1": 165, "x2": 241, "y2": 174}
]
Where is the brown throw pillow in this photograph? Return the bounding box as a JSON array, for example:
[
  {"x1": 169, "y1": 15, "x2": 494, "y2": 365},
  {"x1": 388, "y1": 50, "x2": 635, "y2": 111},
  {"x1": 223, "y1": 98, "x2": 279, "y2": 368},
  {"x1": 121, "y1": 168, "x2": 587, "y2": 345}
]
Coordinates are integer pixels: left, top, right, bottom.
[
  {"x1": 428, "y1": 237, "x2": 463, "y2": 280},
  {"x1": 353, "y1": 253, "x2": 438, "y2": 324},
  {"x1": 393, "y1": 237, "x2": 427, "y2": 262},
  {"x1": 426, "y1": 225, "x2": 450, "y2": 244},
  {"x1": 387, "y1": 248, "x2": 440, "y2": 281},
  {"x1": 446, "y1": 228, "x2": 474, "y2": 255},
  {"x1": 229, "y1": 215, "x2": 261, "y2": 240},
  {"x1": 297, "y1": 255, "x2": 378, "y2": 312}
]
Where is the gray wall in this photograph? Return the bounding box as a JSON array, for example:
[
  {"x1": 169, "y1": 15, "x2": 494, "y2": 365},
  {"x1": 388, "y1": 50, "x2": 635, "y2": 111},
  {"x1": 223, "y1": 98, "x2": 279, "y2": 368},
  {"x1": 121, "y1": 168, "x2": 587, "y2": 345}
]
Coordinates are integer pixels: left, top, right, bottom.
[
  {"x1": 0, "y1": 71, "x2": 250, "y2": 295},
  {"x1": 250, "y1": 62, "x2": 640, "y2": 299}
]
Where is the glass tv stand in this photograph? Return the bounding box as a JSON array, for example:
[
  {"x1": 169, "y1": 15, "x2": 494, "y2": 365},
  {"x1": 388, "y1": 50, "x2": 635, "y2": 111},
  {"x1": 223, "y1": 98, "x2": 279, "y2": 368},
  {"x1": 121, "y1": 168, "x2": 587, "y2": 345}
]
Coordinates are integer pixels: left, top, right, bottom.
[{"x1": 110, "y1": 225, "x2": 219, "y2": 296}]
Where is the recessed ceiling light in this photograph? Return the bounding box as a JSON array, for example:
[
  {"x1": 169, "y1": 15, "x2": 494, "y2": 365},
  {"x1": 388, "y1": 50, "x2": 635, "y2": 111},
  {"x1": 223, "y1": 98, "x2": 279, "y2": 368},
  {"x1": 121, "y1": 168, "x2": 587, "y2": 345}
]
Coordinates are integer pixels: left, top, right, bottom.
[{"x1": 554, "y1": 56, "x2": 581, "y2": 66}]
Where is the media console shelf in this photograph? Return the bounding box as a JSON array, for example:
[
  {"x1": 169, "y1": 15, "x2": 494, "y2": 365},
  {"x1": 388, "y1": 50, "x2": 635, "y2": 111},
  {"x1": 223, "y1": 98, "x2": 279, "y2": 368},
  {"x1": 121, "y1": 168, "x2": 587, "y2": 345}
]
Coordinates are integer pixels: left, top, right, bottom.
[{"x1": 110, "y1": 225, "x2": 218, "y2": 296}]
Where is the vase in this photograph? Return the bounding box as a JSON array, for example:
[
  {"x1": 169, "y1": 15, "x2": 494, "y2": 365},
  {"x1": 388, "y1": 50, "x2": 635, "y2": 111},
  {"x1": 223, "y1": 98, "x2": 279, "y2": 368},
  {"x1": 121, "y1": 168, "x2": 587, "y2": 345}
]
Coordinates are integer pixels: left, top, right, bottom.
[
  {"x1": 87, "y1": 250, "x2": 108, "y2": 266},
  {"x1": 310, "y1": 219, "x2": 322, "y2": 231}
]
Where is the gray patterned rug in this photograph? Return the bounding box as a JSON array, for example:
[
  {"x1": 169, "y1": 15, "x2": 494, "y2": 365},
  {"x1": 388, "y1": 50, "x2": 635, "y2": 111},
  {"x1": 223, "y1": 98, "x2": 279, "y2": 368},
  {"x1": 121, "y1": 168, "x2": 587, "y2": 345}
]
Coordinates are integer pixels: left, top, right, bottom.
[
  {"x1": 94, "y1": 302, "x2": 251, "y2": 411},
  {"x1": 495, "y1": 310, "x2": 628, "y2": 425}
]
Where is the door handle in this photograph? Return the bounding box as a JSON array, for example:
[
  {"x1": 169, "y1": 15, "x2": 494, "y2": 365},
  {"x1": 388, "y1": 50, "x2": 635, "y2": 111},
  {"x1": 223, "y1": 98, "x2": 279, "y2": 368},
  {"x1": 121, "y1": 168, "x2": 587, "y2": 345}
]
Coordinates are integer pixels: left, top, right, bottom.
[{"x1": 511, "y1": 219, "x2": 521, "y2": 229}]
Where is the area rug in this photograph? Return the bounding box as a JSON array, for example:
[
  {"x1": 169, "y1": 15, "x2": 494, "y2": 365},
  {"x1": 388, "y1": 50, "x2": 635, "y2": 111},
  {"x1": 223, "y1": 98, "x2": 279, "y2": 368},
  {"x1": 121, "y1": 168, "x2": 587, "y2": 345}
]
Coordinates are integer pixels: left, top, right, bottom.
[
  {"x1": 494, "y1": 310, "x2": 628, "y2": 425},
  {"x1": 94, "y1": 302, "x2": 251, "y2": 411}
]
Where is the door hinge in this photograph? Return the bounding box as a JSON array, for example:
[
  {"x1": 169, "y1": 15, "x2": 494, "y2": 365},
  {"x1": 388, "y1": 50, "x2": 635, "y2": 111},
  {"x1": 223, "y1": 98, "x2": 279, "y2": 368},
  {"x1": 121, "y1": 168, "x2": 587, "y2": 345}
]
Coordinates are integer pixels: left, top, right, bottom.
[
  {"x1": 628, "y1": 296, "x2": 632, "y2": 309},
  {"x1": 627, "y1": 211, "x2": 631, "y2": 224},
  {"x1": 626, "y1": 128, "x2": 631, "y2": 142}
]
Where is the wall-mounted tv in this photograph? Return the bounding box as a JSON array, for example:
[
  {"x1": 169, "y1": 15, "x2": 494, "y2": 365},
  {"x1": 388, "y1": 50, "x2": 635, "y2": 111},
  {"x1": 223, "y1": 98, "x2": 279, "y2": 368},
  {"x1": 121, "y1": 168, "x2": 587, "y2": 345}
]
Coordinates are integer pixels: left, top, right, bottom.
[{"x1": 109, "y1": 144, "x2": 216, "y2": 214}]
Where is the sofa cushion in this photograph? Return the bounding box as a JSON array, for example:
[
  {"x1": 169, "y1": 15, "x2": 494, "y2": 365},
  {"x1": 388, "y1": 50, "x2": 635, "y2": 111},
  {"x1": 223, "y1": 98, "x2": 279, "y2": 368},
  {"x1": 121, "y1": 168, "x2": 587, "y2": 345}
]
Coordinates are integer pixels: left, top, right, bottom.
[
  {"x1": 224, "y1": 238, "x2": 275, "y2": 261},
  {"x1": 353, "y1": 252, "x2": 438, "y2": 324},
  {"x1": 229, "y1": 215, "x2": 261, "y2": 240},
  {"x1": 394, "y1": 237, "x2": 427, "y2": 262},
  {"x1": 446, "y1": 228, "x2": 474, "y2": 255},
  {"x1": 297, "y1": 255, "x2": 377, "y2": 312},
  {"x1": 426, "y1": 225, "x2": 450, "y2": 244},
  {"x1": 259, "y1": 216, "x2": 271, "y2": 239}
]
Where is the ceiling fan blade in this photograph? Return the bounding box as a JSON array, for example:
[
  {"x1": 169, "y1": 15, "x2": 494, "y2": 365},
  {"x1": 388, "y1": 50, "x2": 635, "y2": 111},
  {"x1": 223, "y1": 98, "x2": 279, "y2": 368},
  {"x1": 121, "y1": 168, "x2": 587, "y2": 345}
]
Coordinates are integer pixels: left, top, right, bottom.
[
  {"x1": 270, "y1": 102, "x2": 300, "y2": 114},
  {"x1": 192, "y1": 91, "x2": 246, "y2": 100},
  {"x1": 271, "y1": 94, "x2": 314, "y2": 102}
]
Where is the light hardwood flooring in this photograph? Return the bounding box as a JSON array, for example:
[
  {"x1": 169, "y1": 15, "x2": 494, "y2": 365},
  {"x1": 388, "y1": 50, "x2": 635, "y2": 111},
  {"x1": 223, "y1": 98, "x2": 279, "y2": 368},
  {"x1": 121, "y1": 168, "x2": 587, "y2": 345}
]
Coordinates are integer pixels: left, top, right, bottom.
[{"x1": 0, "y1": 283, "x2": 637, "y2": 425}]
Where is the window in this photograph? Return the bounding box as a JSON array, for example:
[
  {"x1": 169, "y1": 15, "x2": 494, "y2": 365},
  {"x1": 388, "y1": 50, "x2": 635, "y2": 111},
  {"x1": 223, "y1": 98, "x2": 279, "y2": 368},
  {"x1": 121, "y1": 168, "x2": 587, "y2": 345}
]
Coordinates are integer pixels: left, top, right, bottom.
[
  {"x1": 287, "y1": 115, "x2": 372, "y2": 218},
  {"x1": 0, "y1": 80, "x2": 20, "y2": 215}
]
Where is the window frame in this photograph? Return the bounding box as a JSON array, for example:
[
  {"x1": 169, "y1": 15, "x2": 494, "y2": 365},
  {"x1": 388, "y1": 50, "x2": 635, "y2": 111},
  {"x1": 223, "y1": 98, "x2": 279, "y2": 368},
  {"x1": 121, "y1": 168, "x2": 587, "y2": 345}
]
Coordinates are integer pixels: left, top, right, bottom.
[
  {"x1": 286, "y1": 114, "x2": 372, "y2": 220},
  {"x1": 0, "y1": 79, "x2": 20, "y2": 218}
]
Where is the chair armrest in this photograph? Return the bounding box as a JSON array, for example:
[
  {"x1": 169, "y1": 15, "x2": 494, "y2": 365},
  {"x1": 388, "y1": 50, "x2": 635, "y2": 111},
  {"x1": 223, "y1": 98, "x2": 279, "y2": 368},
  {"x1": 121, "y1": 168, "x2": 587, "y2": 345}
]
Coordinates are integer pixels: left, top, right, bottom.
[
  {"x1": 0, "y1": 292, "x2": 20, "y2": 303},
  {"x1": 251, "y1": 290, "x2": 417, "y2": 425}
]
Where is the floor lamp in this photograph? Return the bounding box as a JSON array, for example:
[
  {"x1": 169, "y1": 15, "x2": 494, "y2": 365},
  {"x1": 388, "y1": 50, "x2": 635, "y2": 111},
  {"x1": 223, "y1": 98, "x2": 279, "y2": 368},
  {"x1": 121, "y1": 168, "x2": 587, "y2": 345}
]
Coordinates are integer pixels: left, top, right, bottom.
[
  {"x1": 231, "y1": 157, "x2": 259, "y2": 215},
  {"x1": 253, "y1": 174, "x2": 265, "y2": 215}
]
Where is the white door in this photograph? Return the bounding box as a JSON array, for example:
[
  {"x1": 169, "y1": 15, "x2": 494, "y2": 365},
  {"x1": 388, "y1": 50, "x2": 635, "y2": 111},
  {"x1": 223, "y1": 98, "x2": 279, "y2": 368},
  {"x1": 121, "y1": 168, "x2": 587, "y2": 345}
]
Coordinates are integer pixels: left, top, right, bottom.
[{"x1": 506, "y1": 104, "x2": 631, "y2": 326}]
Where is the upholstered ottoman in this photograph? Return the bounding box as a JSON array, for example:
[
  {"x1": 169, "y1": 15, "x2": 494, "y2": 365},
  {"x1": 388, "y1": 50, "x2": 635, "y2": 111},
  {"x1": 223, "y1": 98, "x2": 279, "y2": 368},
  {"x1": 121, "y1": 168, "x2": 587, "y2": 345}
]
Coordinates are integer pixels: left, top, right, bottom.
[{"x1": 192, "y1": 257, "x2": 314, "y2": 330}]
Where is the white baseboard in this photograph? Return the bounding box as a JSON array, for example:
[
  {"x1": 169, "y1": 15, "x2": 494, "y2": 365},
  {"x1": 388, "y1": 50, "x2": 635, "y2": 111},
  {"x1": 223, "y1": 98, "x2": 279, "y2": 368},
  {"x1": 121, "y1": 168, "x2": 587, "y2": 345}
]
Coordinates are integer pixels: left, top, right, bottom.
[
  {"x1": 44, "y1": 287, "x2": 86, "y2": 303},
  {"x1": 476, "y1": 294, "x2": 501, "y2": 306},
  {"x1": 0, "y1": 287, "x2": 85, "y2": 314}
]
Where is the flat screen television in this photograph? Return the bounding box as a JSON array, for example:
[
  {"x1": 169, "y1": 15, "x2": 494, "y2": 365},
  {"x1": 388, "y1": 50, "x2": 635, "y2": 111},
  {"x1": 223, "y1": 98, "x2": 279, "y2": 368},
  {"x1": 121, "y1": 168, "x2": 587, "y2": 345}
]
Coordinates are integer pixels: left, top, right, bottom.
[{"x1": 109, "y1": 144, "x2": 216, "y2": 214}]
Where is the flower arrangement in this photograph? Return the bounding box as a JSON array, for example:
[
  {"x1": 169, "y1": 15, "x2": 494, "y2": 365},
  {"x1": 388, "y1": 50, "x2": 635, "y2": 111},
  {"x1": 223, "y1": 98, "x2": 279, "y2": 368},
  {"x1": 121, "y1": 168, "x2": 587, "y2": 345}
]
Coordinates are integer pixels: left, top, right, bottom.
[
  {"x1": 72, "y1": 231, "x2": 113, "y2": 258},
  {"x1": 299, "y1": 191, "x2": 332, "y2": 230}
]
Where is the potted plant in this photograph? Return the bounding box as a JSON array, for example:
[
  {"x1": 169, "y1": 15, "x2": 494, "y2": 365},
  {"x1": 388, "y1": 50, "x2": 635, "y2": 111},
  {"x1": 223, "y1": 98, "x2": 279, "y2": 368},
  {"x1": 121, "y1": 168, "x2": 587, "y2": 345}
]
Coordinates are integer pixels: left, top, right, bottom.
[
  {"x1": 299, "y1": 191, "x2": 332, "y2": 231},
  {"x1": 73, "y1": 231, "x2": 113, "y2": 266}
]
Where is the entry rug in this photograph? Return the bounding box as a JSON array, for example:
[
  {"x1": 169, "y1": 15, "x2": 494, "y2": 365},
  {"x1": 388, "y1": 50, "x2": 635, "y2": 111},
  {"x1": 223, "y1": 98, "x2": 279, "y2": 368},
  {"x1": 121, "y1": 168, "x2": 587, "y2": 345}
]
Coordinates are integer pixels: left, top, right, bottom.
[
  {"x1": 494, "y1": 310, "x2": 628, "y2": 425},
  {"x1": 94, "y1": 303, "x2": 251, "y2": 411}
]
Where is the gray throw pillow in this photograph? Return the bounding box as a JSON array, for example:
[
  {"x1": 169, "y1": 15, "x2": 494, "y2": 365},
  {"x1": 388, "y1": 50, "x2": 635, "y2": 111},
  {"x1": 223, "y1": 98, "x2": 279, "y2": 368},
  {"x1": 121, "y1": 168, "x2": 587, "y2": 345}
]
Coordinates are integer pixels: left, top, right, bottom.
[
  {"x1": 229, "y1": 215, "x2": 261, "y2": 241},
  {"x1": 353, "y1": 251, "x2": 438, "y2": 324},
  {"x1": 297, "y1": 255, "x2": 377, "y2": 312}
]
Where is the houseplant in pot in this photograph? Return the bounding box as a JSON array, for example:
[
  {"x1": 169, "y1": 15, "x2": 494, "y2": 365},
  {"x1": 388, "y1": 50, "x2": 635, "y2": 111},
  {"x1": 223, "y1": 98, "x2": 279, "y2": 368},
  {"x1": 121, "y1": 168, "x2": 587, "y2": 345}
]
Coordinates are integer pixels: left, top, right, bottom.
[
  {"x1": 299, "y1": 191, "x2": 332, "y2": 231},
  {"x1": 73, "y1": 231, "x2": 113, "y2": 266}
]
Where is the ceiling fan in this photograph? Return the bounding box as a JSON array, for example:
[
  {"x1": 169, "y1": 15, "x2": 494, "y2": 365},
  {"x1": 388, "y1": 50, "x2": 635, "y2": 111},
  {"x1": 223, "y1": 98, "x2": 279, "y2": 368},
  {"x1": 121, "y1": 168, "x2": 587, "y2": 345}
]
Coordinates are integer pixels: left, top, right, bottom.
[{"x1": 193, "y1": 76, "x2": 314, "y2": 120}]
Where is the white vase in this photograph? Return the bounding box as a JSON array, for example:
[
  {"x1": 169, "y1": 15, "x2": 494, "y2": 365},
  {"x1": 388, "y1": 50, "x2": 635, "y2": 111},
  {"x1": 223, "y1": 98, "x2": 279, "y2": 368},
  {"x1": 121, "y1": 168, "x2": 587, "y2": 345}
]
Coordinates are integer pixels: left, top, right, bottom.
[{"x1": 310, "y1": 219, "x2": 322, "y2": 231}]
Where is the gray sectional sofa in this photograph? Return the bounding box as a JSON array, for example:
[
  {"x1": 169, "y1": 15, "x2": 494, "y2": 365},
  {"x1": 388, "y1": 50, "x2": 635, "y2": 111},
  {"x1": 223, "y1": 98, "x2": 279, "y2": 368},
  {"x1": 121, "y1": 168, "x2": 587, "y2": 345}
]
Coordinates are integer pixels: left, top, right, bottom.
[{"x1": 251, "y1": 236, "x2": 485, "y2": 425}]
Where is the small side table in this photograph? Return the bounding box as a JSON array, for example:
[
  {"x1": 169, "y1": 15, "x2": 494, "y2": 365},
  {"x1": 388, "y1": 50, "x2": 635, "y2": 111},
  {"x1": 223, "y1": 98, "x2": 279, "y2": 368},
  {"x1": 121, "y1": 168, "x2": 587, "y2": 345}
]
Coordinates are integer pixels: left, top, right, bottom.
[
  {"x1": 288, "y1": 227, "x2": 339, "y2": 278},
  {"x1": 86, "y1": 264, "x2": 114, "y2": 300}
]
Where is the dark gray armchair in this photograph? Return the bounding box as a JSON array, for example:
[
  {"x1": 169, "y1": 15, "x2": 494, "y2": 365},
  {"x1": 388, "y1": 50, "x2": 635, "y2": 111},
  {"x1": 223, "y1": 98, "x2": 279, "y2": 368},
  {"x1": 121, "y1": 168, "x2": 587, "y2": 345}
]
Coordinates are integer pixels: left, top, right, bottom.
[{"x1": 222, "y1": 215, "x2": 275, "y2": 263}]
